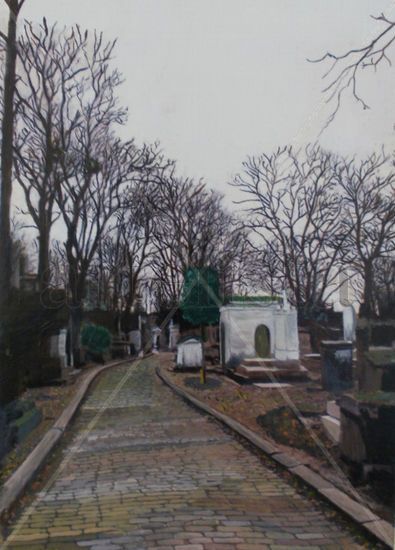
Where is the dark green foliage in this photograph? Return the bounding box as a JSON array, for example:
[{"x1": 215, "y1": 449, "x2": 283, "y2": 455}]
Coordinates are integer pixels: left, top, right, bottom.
[
  {"x1": 180, "y1": 268, "x2": 221, "y2": 326},
  {"x1": 81, "y1": 324, "x2": 112, "y2": 355},
  {"x1": 5, "y1": 289, "x2": 68, "y2": 393},
  {"x1": 7, "y1": 400, "x2": 42, "y2": 444},
  {"x1": 0, "y1": 407, "x2": 14, "y2": 464},
  {"x1": 85, "y1": 309, "x2": 117, "y2": 332}
]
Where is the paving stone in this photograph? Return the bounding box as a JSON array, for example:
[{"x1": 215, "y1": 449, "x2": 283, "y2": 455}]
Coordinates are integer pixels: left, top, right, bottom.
[{"x1": 3, "y1": 358, "x2": 370, "y2": 550}]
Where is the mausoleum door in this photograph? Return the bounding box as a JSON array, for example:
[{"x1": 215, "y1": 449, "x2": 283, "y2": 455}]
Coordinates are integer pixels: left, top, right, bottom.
[{"x1": 255, "y1": 325, "x2": 270, "y2": 358}]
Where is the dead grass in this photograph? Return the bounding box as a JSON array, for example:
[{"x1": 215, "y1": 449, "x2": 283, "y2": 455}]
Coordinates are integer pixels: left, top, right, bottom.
[{"x1": 0, "y1": 367, "x2": 91, "y2": 488}]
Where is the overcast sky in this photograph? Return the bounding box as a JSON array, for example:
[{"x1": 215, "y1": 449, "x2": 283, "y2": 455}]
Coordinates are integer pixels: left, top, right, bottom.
[{"x1": 2, "y1": 0, "x2": 395, "y2": 211}]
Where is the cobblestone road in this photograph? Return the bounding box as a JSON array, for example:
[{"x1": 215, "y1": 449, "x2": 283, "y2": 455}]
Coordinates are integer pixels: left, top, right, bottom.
[{"x1": 3, "y1": 357, "x2": 369, "y2": 550}]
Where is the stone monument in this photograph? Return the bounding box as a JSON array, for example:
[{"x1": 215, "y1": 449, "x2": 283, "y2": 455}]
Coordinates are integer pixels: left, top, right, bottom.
[
  {"x1": 176, "y1": 336, "x2": 204, "y2": 369},
  {"x1": 219, "y1": 297, "x2": 299, "y2": 368}
]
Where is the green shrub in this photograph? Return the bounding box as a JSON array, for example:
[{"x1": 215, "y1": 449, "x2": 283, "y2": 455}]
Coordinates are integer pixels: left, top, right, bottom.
[
  {"x1": 5, "y1": 289, "x2": 68, "y2": 392},
  {"x1": 81, "y1": 324, "x2": 112, "y2": 355}
]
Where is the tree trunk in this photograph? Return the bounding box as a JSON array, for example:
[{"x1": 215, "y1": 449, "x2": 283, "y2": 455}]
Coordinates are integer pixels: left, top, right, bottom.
[
  {"x1": 0, "y1": 1, "x2": 21, "y2": 405},
  {"x1": 70, "y1": 304, "x2": 83, "y2": 367},
  {"x1": 38, "y1": 226, "x2": 51, "y2": 294},
  {"x1": 362, "y1": 261, "x2": 375, "y2": 319},
  {"x1": 67, "y1": 250, "x2": 86, "y2": 366}
]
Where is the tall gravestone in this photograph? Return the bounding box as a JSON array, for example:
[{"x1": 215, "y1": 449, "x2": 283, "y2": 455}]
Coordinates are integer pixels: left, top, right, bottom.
[
  {"x1": 49, "y1": 328, "x2": 68, "y2": 369},
  {"x1": 320, "y1": 340, "x2": 353, "y2": 393}
]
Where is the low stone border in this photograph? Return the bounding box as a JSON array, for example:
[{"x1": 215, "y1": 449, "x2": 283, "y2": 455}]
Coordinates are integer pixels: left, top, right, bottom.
[
  {"x1": 0, "y1": 357, "x2": 135, "y2": 519},
  {"x1": 156, "y1": 366, "x2": 394, "y2": 549}
]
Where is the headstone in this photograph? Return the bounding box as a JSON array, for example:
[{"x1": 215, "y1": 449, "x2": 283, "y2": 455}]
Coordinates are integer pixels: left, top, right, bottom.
[
  {"x1": 168, "y1": 321, "x2": 180, "y2": 351},
  {"x1": 342, "y1": 305, "x2": 356, "y2": 342},
  {"x1": 320, "y1": 340, "x2": 353, "y2": 393},
  {"x1": 176, "y1": 337, "x2": 203, "y2": 369},
  {"x1": 49, "y1": 328, "x2": 68, "y2": 368}
]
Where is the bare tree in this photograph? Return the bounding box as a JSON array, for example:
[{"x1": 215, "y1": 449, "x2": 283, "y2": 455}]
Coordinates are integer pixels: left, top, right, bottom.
[
  {"x1": 149, "y1": 169, "x2": 247, "y2": 309},
  {"x1": 90, "y1": 181, "x2": 156, "y2": 323},
  {"x1": 246, "y1": 240, "x2": 284, "y2": 296},
  {"x1": 310, "y1": 11, "x2": 395, "y2": 127},
  {"x1": 232, "y1": 145, "x2": 346, "y2": 318},
  {"x1": 373, "y1": 256, "x2": 395, "y2": 319},
  {"x1": 334, "y1": 152, "x2": 395, "y2": 317},
  {"x1": 13, "y1": 20, "x2": 88, "y2": 292},
  {"x1": 211, "y1": 218, "x2": 251, "y2": 298},
  {"x1": 0, "y1": 0, "x2": 25, "y2": 370},
  {"x1": 49, "y1": 240, "x2": 69, "y2": 292},
  {"x1": 50, "y1": 31, "x2": 144, "y2": 364},
  {"x1": 59, "y1": 137, "x2": 148, "y2": 363}
]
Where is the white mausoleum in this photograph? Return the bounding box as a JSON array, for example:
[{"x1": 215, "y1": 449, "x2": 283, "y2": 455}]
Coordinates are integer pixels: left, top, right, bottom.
[{"x1": 220, "y1": 298, "x2": 299, "y2": 367}]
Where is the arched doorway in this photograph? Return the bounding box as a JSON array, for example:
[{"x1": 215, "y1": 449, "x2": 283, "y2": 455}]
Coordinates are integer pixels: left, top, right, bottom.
[{"x1": 255, "y1": 325, "x2": 270, "y2": 357}]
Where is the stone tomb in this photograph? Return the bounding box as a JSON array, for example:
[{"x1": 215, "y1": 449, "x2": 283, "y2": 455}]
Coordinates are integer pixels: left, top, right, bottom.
[
  {"x1": 176, "y1": 336, "x2": 204, "y2": 369},
  {"x1": 219, "y1": 299, "x2": 299, "y2": 368},
  {"x1": 338, "y1": 319, "x2": 395, "y2": 497}
]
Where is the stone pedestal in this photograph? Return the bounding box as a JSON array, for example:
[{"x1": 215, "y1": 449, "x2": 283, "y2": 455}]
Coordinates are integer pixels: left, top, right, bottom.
[
  {"x1": 168, "y1": 324, "x2": 180, "y2": 351},
  {"x1": 342, "y1": 305, "x2": 356, "y2": 342},
  {"x1": 320, "y1": 340, "x2": 353, "y2": 393},
  {"x1": 49, "y1": 329, "x2": 68, "y2": 369}
]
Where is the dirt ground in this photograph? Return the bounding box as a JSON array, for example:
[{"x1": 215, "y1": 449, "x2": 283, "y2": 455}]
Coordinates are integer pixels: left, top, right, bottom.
[
  {"x1": 159, "y1": 332, "x2": 393, "y2": 523},
  {"x1": 0, "y1": 369, "x2": 86, "y2": 488}
]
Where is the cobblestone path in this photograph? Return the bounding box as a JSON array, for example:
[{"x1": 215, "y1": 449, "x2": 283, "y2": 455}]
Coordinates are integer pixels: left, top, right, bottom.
[{"x1": 3, "y1": 357, "x2": 368, "y2": 550}]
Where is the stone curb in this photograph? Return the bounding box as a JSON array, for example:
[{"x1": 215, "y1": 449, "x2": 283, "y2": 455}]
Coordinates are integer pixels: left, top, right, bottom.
[
  {"x1": 156, "y1": 367, "x2": 394, "y2": 549},
  {"x1": 0, "y1": 357, "x2": 135, "y2": 519}
]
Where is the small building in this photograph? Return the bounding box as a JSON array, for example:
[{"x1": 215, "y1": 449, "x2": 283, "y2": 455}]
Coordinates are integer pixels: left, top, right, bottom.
[
  {"x1": 220, "y1": 296, "x2": 299, "y2": 367},
  {"x1": 176, "y1": 336, "x2": 204, "y2": 369}
]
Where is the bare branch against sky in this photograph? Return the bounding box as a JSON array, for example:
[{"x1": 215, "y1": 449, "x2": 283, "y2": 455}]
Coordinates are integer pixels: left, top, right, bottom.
[{"x1": 1, "y1": 0, "x2": 394, "y2": 207}]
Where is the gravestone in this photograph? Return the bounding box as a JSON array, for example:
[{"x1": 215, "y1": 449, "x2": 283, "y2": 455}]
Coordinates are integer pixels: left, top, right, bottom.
[
  {"x1": 49, "y1": 328, "x2": 68, "y2": 369},
  {"x1": 339, "y1": 319, "x2": 395, "y2": 499},
  {"x1": 168, "y1": 321, "x2": 180, "y2": 351},
  {"x1": 320, "y1": 340, "x2": 353, "y2": 393},
  {"x1": 176, "y1": 337, "x2": 203, "y2": 369},
  {"x1": 342, "y1": 305, "x2": 356, "y2": 342}
]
